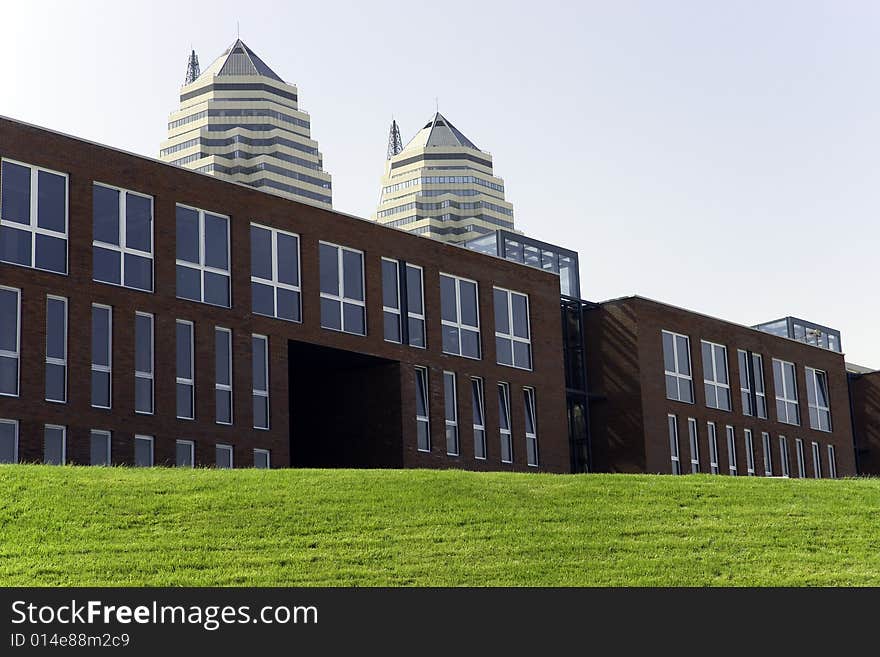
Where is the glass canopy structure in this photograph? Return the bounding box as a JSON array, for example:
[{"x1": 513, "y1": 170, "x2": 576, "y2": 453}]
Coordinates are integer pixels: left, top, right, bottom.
[{"x1": 753, "y1": 317, "x2": 842, "y2": 353}]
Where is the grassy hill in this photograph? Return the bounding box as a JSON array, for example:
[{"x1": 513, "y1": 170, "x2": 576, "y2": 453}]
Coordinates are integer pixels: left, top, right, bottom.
[{"x1": 1, "y1": 464, "x2": 879, "y2": 586}]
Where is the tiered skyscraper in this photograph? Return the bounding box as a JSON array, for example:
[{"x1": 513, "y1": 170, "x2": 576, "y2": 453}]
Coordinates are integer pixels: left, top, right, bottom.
[
  {"x1": 159, "y1": 39, "x2": 332, "y2": 208},
  {"x1": 373, "y1": 113, "x2": 514, "y2": 243}
]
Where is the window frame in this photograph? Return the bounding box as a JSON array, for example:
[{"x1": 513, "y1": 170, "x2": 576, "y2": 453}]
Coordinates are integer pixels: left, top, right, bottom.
[
  {"x1": 498, "y1": 382, "x2": 513, "y2": 464},
  {"x1": 779, "y1": 436, "x2": 790, "y2": 477},
  {"x1": 668, "y1": 414, "x2": 681, "y2": 475},
  {"x1": 250, "y1": 222, "x2": 301, "y2": 323},
  {"x1": 702, "y1": 340, "x2": 732, "y2": 411},
  {"x1": 176, "y1": 439, "x2": 195, "y2": 468},
  {"x1": 662, "y1": 330, "x2": 693, "y2": 404},
  {"x1": 726, "y1": 425, "x2": 737, "y2": 475},
  {"x1": 687, "y1": 417, "x2": 699, "y2": 473},
  {"x1": 738, "y1": 350, "x2": 768, "y2": 419},
  {"x1": 382, "y1": 257, "x2": 402, "y2": 344},
  {"x1": 216, "y1": 443, "x2": 234, "y2": 469},
  {"x1": 471, "y1": 377, "x2": 486, "y2": 460},
  {"x1": 811, "y1": 441, "x2": 822, "y2": 479},
  {"x1": 254, "y1": 448, "x2": 271, "y2": 469},
  {"x1": 440, "y1": 273, "x2": 481, "y2": 360},
  {"x1": 773, "y1": 358, "x2": 800, "y2": 426},
  {"x1": 444, "y1": 371, "x2": 459, "y2": 457},
  {"x1": 745, "y1": 429, "x2": 755, "y2": 476},
  {"x1": 0, "y1": 285, "x2": 21, "y2": 398},
  {"x1": 795, "y1": 438, "x2": 806, "y2": 478},
  {"x1": 0, "y1": 157, "x2": 69, "y2": 275},
  {"x1": 524, "y1": 387, "x2": 539, "y2": 467},
  {"x1": 92, "y1": 182, "x2": 154, "y2": 293},
  {"x1": 762, "y1": 432, "x2": 773, "y2": 476},
  {"x1": 415, "y1": 366, "x2": 430, "y2": 452},
  {"x1": 175, "y1": 203, "x2": 231, "y2": 308},
  {"x1": 0, "y1": 418, "x2": 19, "y2": 463},
  {"x1": 827, "y1": 444, "x2": 837, "y2": 479},
  {"x1": 135, "y1": 312, "x2": 154, "y2": 415},
  {"x1": 90, "y1": 429, "x2": 112, "y2": 466},
  {"x1": 215, "y1": 326, "x2": 233, "y2": 426},
  {"x1": 494, "y1": 287, "x2": 532, "y2": 371},
  {"x1": 319, "y1": 241, "x2": 366, "y2": 335},
  {"x1": 405, "y1": 263, "x2": 426, "y2": 349},
  {"x1": 805, "y1": 366, "x2": 832, "y2": 432},
  {"x1": 707, "y1": 422, "x2": 719, "y2": 474},
  {"x1": 134, "y1": 434, "x2": 154, "y2": 467},
  {"x1": 45, "y1": 295, "x2": 68, "y2": 404},
  {"x1": 252, "y1": 333, "x2": 270, "y2": 430},
  {"x1": 91, "y1": 303, "x2": 113, "y2": 410},
  {"x1": 43, "y1": 424, "x2": 66, "y2": 465},
  {"x1": 176, "y1": 319, "x2": 195, "y2": 420}
]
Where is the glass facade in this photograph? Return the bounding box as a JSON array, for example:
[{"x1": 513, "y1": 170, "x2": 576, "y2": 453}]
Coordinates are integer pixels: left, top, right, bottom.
[{"x1": 754, "y1": 317, "x2": 842, "y2": 353}]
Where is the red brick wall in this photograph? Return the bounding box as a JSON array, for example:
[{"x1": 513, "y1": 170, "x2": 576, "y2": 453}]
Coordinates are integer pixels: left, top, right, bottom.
[{"x1": 849, "y1": 371, "x2": 880, "y2": 475}]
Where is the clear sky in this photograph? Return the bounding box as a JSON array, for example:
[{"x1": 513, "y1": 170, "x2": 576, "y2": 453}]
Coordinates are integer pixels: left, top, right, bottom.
[{"x1": 4, "y1": 1, "x2": 879, "y2": 365}]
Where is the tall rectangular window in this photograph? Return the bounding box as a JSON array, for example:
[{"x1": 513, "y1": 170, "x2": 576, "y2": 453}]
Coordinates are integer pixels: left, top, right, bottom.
[
  {"x1": 444, "y1": 372, "x2": 459, "y2": 456},
  {"x1": 90, "y1": 430, "x2": 111, "y2": 466},
  {"x1": 688, "y1": 418, "x2": 700, "y2": 473},
  {"x1": 92, "y1": 183, "x2": 153, "y2": 292},
  {"x1": 134, "y1": 435, "x2": 154, "y2": 467},
  {"x1": 216, "y1": 444, "x2": 233, "y2": 469},
  {"x1": 702, "y1": 341, "x2": 731, "y2": 411},
  {"x1": 662, "y1": 330, "x2": 693, "y2": 403},
  {"x1": 176, "y1": 439, "x2": 195, "y2": 468},
  {"x1": 415, "y1": 367, "x2": 430, "y2": 452},
  {"x1": 44, "y1": 425, "x2": 66, "y2": 465},
  {"x1": 135, "y1": 312, "x2": 154, "y2": 414},
  {"x1": 668, "y1": 414, "x2": 681, "y2": 475},
  {"x1": 382, "y1": 259, "x2": 426, "y2": 348},
  {"x1": 250, "y1": 223, "x2": 301, "y2": 322},
  {"x1": 215, "y1": 327, "x2": 233, "y2": 425},
  {"x1": 0, "y1": 159, "x2": 68, "y2": 275},
  {"x1": 524, "y1": 387, "x2": 539, "y2": 467},
  {"x1": 252, "y1": 334, "x2": 269, "y2": 430},
  {"x1": 773, "y1": 359, "x2": 800, "y2": 425},
  {"x1": 382, "y1": 258, "x2": 402, "y2": 343},
  {"x1": 708, "y1": 422, "x2": 719, "y2": 474},
  {"x1": 811, "y1": 441, "x2": 822, "y2": 478},
  {"x1": 738, "y1": 350, "x2": 767, "y2": 418},
  {"x1": 827, "y1": 445, "x2": 837, "y2": 479},
  {"x1": 795, "y1": 438, "x2": 806, "y2": 478},
  {"x1": 762, "y1": 432, "x2": 773, "y2": 476},
  {"x1": 176, "y1": 204, "x2": 231, "y2": 307},
  {"x1": 0, "y1": 286, "x2": 20, "y2": 397},
  {"x1": 91, "y1": 304, "x2": 112, "y2": 409},
  {"x1": 406, "y1": 264, "x2": 426, "y2": 348},
  {"x1": 254, "y1": 449, "x2": 270, "y2": 469},
  {"x1": 779, "y1": 436, "x2": 790, "y2": 477},
  {"x1": 494, "y1": 288, "x2": 532, "y2": 370},
  {"x1": 726, "y1": 425, "x2": 737, "y2": 475},
  {"x1": 745, "y1": 429, "x2": 755, "y2": 476},
  {"x1": 441, "y1": 274, "x2": 481, "y2": 359},
  {"x1": 499, "y1": 383, "x2": 513, "y2": 463},
  {"x1": 805, "y1": 367, "x2": 832, "y2": 432},
  {"x1": 0, "y1": 419, "x2": 18, "y2": 463},
  {"x1": 319, "y1": 242, "x2": 365, "y2": 335},
  {"x1": 471, "y1": 377, "x2": 486, "y2": 460},
  {"x1": 45, "y1": 296, "x2": 67, "y2": 403},
  {"x1": 176, "y1": 320, "x2": 194, "y2": 420}
]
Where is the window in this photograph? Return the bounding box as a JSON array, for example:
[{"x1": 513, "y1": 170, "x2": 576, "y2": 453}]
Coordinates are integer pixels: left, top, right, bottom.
[
  {"x1": 805, "y1": 367, "x2": 832, "y2": 432},
  {"x1": 176, "y1": 440, "x2": 195, "y2": 468},
  {"x1": 811, "y1": 441, "x2": 822, "y2": 478},
  {"x1": 668, "y1": 415, "x2": 681, "y2": 475},
  {"x1": 441, "y1": 274, "x2": 481, "y2": 359},
  {"x1": 795, "y1": 438, "x2": 806, "y2": 478},
  {"x1": 688, "y1": 418, "x2": 699, "y2": 473},
  {"x1": 405, "y1": 264, "x2": 426, "y2": 348},
  {"x1": 382, "y1": 258, "x2": 402, "y2": 343},
  {"x1": 773, "y1": 359, "x2": 800, "y2": 425},
  {"x1": 0, "y1": 159, "x2": 67, "y2": 274},
  {"x1": 738, "y1": 350, "x2": 767, "y2": 418},
  {"x1": 176, "y1": 320, "x2": 194, "y2": 420},
  {"x1": 471, "y1": 377, "x2": 486, "y2": 460},
  {"x1": 499, "y1": 383, "x2": 513, "y2": 463},
  {"x1": 779, "y1": 436, "x2": 790, "y2": 477},
  {"x1": 252, "y1": 334, "x2": 269, "y2": 429},
  {"x1": 135, "y1": 312, "x2": 154, "y2": 414},
  {"x1": 176, "y1": 204, "x2": 230, "y2": 307},
  {"x1": 91, "y1": 304, "x2": 112, "y2": 409},
  {"x1": 745, "y1": 429, "x2": 755, "y2": 476},
  {"x1": 524, "y1": 387, "x2": 539, "y2": 467},
  {"x1": 44, "y1": 296, "x2": 67, "y2": 403},
  {"x1": 726, "y1": 425, "x2": 737, "y2": 475},
  {"x1": 0, "y1": 419, "x2": 18, "y2": 463},
  {"x1": 708, "y1": 422, "x2": 719, "y2": 474},
  {"x1": 216, "y1": 444, "x2": 233, "y2": 469},
  {"x1": 254, "y1": 448, "x2": 270, "y2": 469},
  {"x1": 92, "y1": 183, "x2": 153, "y2": 292},
  {"x1": 215, "y1": 327, "x2": 233, "y2": 425},
  {"x1": 494, "y1": 288, "x2": 531, "y2": 370},
  {"x1": 827, "y1": 445, "x2": 837, "y2": 479},
  {"x1": 0, "y1": 286, "x2": 20, "y2": 397},
  {"x1": 444, "y1": 372, "x2": 459, "y2": 456},
  {"x1": 90, "y1": 430, "x2": 111, "y2": 466},
  {"x1": 250, "y1": 223, "x2": 300, "y2": 322},
  {"x1": 702, "y1": 341, "x2": 731, "y2": 411},
  {"x1": 134, "y1": 435, "x2": 154, "y2": 467},
  {"x1": 319, "y1": 242, "x2": 365, "y2": 335},
  {"x1": 44, "y1": 425, "x2": 66, "y2": 465},
  {"x1": 662, "y1": 331, "x2": 693, "y2": 403},
  {"x1": 762, "y1": 432, "x2": 772, "y2": 476},
  {"x1": 415, "y1": 367, "x2": 430, "y2": 452}
]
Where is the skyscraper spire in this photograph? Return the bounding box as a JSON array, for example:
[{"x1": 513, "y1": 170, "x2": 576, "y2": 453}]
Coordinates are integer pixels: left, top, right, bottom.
[
  {"x1": 387, "y1": 119, "x2": 403, "y2": 160},
  {"x1": 184, "y1": 49, "x2": 200, "y2": 85}
]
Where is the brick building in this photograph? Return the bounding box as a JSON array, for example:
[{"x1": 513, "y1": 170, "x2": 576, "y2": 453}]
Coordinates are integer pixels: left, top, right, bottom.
[
  {"x1": 0, "y1": 116, "x2": 570, "y2": 472},
  {"x1": 847, "y1": 369, "x2": 880, "y2": 475},
  {"x1": 585, "y1": 296, "x2": 856, "y2": 477}
]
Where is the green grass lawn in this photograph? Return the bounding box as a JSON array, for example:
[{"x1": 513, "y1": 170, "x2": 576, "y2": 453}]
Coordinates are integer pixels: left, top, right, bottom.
[{"x1": 1, "y1": 464, "x2": 879, "y2": 586}]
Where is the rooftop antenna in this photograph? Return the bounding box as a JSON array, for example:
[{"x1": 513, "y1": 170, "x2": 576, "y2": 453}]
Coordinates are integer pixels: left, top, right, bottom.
[
  {"x1": 237, "y1": 21, "x2": 240, "y2": 39},
  {"x1": 184, "y1": 48, "x2": 200, "y2": 85},
  {"x1": 435, "y1": 97, "x2": 439, "y2": 113},
  {"x1": 387, "y1": 118, "x2": 403, "y2": 159}
]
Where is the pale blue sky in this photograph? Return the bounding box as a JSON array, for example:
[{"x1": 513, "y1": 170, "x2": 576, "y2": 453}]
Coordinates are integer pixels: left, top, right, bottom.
[{"x1": 4, "y1": 1, "x2": 879, "y2": 365}]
